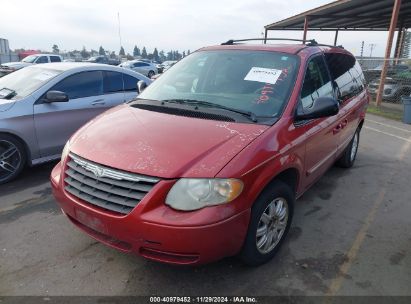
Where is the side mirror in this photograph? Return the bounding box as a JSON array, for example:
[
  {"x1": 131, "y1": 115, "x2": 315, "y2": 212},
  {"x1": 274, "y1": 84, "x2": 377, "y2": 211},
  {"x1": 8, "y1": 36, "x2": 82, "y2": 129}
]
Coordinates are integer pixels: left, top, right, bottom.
[
  {"x1": 295, "y1": 96, "x2": 339, "y2": 121},
  {"x1": 137, "y1": 80, "x2": 147, "y2": 94},
  {"x1": 45, "y1": 90, "x2": 69, "y2": 103}
]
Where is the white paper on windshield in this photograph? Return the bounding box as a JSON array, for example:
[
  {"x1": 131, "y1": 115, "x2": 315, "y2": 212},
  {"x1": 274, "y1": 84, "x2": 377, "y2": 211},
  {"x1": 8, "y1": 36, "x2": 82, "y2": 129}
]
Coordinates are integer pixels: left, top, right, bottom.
[
  {"x1": 244, "y1": 67, "x2": 282, "y2": 85},
  {"x1": 34, "y1": 71, "x2": 58, "y2": 81}
]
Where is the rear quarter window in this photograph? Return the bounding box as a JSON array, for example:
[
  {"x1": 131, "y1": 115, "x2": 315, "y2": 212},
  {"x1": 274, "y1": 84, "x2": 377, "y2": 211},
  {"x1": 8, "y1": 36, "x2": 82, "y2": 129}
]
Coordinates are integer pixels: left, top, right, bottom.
[
  {"x1": 325, "y1": 53, "x2": 364, "y2": 101},
  {"x1": 50, "y1": 56, "x2": 61, "y2": 62}
]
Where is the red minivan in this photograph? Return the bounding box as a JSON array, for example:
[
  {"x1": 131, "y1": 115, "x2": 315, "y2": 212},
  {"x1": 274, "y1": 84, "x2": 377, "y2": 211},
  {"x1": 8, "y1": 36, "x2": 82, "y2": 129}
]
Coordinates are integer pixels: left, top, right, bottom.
[{"x1": 51, "y1": 39, "x2": 368, "y2": 266}]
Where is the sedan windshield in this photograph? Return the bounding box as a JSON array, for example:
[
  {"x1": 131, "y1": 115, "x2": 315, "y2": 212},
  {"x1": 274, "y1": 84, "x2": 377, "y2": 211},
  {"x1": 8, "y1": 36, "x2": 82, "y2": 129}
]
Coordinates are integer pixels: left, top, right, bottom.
[
  {"x1": 0, "y1": 66, "x2": 62, "y2": 100},
  {"x1": 138, "y1": 50, "x2": 299, "y2": 120},
  {"x1": 21, "y1": 55, "x2": 38, "y2": 63}
]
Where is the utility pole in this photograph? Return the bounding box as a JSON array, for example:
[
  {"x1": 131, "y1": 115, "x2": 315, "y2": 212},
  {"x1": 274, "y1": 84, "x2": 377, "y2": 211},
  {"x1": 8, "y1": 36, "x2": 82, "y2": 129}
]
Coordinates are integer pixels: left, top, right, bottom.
[
  {"x1": 369, "y1": 43, "x2": 376, "y2": 57},
  {"x1": 360, "y1": 41, "x2": 364, "y2": 58}
]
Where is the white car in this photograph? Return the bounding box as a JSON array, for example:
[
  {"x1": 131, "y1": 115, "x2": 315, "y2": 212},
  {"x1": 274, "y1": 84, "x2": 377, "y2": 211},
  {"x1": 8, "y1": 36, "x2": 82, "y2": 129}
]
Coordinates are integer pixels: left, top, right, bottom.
[
  {"x1": 0, "y1": 54, "x2": 63, "y2": 76},
  {"x1": 119, "y1": 60, "x2": 158, "y2": 78}
]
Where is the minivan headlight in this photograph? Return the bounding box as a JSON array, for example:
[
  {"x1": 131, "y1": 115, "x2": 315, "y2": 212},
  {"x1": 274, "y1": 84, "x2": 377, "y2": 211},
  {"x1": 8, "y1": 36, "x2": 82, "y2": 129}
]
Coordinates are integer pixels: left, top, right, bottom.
[
  {"x1": 61, "y1": 140, "x2": 70, "y2": 161},
  {"x1": 165, "y1": 178, "x2": 243, "y2": 211}
]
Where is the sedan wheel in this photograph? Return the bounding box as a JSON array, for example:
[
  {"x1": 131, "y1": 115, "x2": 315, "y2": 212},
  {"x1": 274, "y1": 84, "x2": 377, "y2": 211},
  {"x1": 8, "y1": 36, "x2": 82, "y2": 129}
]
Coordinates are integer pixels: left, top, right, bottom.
[
  {"x1": 148, "y1": 70, "x2": 155, "y2": 78},
  {"x1": 0, "y1": 136, "x2": 26, "y2": 184}
]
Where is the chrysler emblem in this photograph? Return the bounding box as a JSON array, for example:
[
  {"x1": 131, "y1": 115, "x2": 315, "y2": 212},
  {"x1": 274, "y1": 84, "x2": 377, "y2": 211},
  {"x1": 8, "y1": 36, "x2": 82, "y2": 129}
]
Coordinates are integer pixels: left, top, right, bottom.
[{"x1": 91, "y1": 167, "x2": 105, "y2": 178}]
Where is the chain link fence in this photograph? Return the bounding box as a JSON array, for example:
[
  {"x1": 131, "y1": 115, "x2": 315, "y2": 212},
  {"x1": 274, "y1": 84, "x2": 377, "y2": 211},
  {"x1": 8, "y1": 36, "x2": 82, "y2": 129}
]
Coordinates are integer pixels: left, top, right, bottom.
[{"x1": 358, "y1": 57, "x2": 411, "y2": 104}]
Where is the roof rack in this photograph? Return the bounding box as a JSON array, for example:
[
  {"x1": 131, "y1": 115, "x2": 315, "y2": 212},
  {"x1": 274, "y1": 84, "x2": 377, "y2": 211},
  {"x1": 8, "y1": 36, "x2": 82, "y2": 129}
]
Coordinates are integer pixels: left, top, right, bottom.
[{"x1": 221, "y1": 38, "x2": 318, "y2": 46}]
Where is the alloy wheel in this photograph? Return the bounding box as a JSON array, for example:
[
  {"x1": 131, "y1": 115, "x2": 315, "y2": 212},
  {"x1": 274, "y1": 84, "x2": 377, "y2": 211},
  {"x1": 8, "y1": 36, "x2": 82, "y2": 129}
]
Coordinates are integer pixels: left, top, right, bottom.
[
  {"x1": 0, "y1": 140, "x2": 21, "y2": 182},
  {"x1": 256, "y1": 197, "x2": 289, "y2": 254}
]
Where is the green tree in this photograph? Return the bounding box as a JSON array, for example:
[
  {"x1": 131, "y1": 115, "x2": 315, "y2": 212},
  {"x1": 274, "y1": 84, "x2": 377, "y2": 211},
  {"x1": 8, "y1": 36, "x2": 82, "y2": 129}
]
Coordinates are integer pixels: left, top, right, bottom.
[
  {"x1": 119, "y1": 46, "x2": 125, "y2": 56},
  {"x1": 182, "y1": 51, "x2": 186, "y2": 58},
  {"x1": 99, "y1": 46, "x2": 105, "y2": 55},
  {"x1": 141, "y1": 47, "x2": 148, "y2": 58},
  {"x1": 52, "y1": 44, "x2": 59, "y2": 53},
  {"x1": 80, "y1": 46, "x2": 89, "y2": 58},
  {"x1": 159, "y1": 50, "x2": 166, "y2": 62},
  {"x1": 133, "y1": 45, "x2": 140, "y2": 57},
  {"x1": 153, "y1": 48, "x2": 159, "y2": 62},
  {"x1": 110, "y1": 51, "x2": 116, "y2": 59},
  {"x1": 187, "y1": 50, "x2": 191, "y2": 55}
]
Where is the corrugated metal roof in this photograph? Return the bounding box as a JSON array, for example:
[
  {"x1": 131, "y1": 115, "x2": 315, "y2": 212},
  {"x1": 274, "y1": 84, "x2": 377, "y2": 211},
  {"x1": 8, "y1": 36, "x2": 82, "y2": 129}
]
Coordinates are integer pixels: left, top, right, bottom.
[{"x1": 265, "y1": 0, "x2": 411, "y2": 31}]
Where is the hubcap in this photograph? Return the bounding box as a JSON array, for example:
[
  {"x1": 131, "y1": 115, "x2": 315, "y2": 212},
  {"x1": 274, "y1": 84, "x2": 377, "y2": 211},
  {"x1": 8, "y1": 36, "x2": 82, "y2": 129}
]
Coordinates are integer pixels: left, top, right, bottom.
[
  {"x1": 256, "y1": 197, "x2": 289, "y2": 254},
  {"x1": 0, "y1": 140, "x2": 21, "y2": 182},
  {"x1": 350, "y1": 132, "x2": 359, "y2": 162}
]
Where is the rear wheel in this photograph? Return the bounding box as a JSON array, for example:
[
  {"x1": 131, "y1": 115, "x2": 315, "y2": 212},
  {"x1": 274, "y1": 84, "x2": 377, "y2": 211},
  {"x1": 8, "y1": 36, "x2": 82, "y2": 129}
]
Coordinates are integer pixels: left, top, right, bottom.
[
  {"x1": 0, "y1": 134, "x2": 26, "y2": 184},
  {"x1": 337, "y1": 128, "x2": 360, "y2": 168},
  {"x1": 148, "y1": 70, "x2": 155, "y2": 78},
  {"x1": 240, "y1": 181, "x2": 294, "y2": 266}
]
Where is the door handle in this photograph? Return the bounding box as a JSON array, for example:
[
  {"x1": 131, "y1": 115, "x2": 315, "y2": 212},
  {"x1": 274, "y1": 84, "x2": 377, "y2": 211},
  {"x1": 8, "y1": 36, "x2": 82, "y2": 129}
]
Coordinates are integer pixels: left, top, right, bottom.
[
  {"x1": 333, "y1": 124, "x2": 342, "y2": 134},
  {"x1": 91, "y1": 99, "x2": 105, "y2": 106}
]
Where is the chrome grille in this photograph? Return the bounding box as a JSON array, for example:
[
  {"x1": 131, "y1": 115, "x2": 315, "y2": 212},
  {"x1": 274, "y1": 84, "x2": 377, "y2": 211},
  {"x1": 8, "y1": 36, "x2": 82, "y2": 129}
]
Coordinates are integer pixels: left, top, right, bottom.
[{"x1": 64, "y1": 153, "x2": 159, "y2": 214}]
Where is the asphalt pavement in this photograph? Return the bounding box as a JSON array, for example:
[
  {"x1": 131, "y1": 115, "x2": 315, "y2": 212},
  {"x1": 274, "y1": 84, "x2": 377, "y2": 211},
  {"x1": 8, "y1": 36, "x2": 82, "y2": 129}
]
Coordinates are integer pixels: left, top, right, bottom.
[{"x1": 0, "y1": 113, "x2": 410, "y2": 296}]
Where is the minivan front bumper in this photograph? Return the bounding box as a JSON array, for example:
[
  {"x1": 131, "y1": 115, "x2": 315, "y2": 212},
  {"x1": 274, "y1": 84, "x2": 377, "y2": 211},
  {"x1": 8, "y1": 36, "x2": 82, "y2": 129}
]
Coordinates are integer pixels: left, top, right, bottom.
[{"x1": 51, "y1": 161, "x2": 250, "y2": 265}]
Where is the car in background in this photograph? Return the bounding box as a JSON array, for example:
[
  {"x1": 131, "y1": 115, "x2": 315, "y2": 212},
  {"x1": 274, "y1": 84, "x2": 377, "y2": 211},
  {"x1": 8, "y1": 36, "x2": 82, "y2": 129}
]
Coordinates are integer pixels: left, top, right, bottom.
[
  {"x1": 161, "y1": 60, "x2": 177, "y2": 73},
  {"x1": 368, "y1": 76, "x2": 411, "y2": 103},
  {"x1": 86, "y1": 56, "x2": 120, "y2": 66},
  {"x1": 0, "y1": 62, "x2": 151, "y2": 184},
  {"x1": 51, "y1": 41, "x2": 368, "y2": 266},
  {"x1": 119, "y1": 60, "x2": 158, "y2": 78},
  {"x1": 0, "y1": 54, "x2": 62, "y2": 77}
]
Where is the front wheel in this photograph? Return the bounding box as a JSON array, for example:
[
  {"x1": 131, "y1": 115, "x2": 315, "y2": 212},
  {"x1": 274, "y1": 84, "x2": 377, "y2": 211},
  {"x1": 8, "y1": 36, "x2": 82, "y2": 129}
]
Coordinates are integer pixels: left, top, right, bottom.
[
  {"x1": 337, "y1": 128, "x2": 360, "y2": 168},
  {"x1": 0, "y1": 134, "x2": 26, "y2": 184},
  {"x1": 240, "y1": 181, "x2": 294, "y2": 266}
]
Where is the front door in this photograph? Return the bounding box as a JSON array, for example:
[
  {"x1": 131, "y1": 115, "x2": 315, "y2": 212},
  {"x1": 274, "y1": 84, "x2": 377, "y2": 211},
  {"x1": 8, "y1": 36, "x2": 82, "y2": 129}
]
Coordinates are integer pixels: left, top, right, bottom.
[
  {"x1": 33, "y1": 70, "x2": 109, "y2": 157},
  {"x1": 298, "y1": 55, "x2": 341, "y2": 189}
]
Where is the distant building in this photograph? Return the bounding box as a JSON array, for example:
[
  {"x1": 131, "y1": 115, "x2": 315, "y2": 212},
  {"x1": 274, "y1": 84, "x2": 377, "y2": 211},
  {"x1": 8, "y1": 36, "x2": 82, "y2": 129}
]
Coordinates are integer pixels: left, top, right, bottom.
[{"x1": 0, "y1": 38, "x2": 10, "y2": 54}]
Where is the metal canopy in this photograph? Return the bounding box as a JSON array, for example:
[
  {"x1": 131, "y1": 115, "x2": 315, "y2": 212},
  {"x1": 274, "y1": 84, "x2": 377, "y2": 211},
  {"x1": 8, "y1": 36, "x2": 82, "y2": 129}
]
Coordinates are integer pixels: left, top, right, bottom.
[{"x1": 265, "y1": 0, "x2": 411, "y2": 31}]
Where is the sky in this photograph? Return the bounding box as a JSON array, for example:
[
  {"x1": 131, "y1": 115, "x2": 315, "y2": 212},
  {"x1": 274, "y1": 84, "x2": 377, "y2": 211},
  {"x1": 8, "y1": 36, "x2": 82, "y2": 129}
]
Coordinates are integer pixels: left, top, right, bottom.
[{"x1": 0, "y1": 0, "x2": 397, "y2": 57}]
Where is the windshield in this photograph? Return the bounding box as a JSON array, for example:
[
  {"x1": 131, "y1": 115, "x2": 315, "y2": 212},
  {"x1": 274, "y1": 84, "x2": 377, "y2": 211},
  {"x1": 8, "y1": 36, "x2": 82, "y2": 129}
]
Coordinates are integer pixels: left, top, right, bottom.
[
  {"x1": 22, "y1": 55, "x2": 39, "y2": 63},
  {"x1": 139, "y1": 50, "x2": 299, "y2": 120},
  {"x1": 0, "y1": 66, "x2": 62, "y2": 100}
]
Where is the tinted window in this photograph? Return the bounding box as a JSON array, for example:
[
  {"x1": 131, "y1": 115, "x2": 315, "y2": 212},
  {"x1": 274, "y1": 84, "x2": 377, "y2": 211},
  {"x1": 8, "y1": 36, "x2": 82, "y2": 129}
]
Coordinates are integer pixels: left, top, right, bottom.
[
  {"x1": 51, "y1": 71, "x2": 103, "y2": 99},
  {"x1": 36, "y1": 56, "x2": 48, "y2": 64},
  {"x1": 104, "y1": 71, "x2": 124, "y2": 93},
  {"x1": 50, "y1": 56, "x2": 61, "y2": 62},
  {"x1": 134, "y1": 62, "x2": 149, "y2": 67},
  {"x1": 123, "y1": 74, "x2": 139, "y2": 91},
  {"x1": 301, "y1": 56, "x2": 334, "y2": 109},
  {"x1": 325, "y1": 53, "x2": 363, "y2": 101}
]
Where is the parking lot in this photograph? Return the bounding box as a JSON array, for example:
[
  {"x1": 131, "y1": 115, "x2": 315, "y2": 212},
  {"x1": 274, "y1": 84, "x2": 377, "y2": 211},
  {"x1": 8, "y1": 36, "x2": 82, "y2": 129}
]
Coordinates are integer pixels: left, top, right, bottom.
[{"x1": 0, "y1": 113, "x2": 410, "y2": 296}]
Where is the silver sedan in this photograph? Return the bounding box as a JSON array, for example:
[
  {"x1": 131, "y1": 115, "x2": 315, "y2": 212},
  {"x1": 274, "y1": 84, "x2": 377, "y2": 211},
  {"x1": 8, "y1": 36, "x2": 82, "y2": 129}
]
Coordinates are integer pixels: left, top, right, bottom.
[{"x1": 0, "y1": 62, "x2": 151, "y2": 184}]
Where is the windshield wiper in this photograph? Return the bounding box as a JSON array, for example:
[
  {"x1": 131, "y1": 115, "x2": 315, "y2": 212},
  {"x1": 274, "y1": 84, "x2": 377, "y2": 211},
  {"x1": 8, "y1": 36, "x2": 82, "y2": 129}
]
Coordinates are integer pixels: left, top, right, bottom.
[
  {"x1": 161, "y1": 99, "x2": 258, "y2": 122},
  {"x1": 0, "y1": 88, "x2": 17, "y2": 99}
]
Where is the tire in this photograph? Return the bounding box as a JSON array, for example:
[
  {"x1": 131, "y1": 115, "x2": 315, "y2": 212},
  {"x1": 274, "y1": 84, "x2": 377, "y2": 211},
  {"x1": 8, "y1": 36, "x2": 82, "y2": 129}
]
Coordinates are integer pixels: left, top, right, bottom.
[
  {"x1": 336, "y1": 128, "x2": 360, "y2": 168},
  {"x1": 240, "y1": 181, "x2": 294, "y2": 266},
  {"x1": 148, "y1": 70, "x2": 155, "y2": 78},
  {"x1": 0, "y1": 134, "x2": 26, "y2": 184}
]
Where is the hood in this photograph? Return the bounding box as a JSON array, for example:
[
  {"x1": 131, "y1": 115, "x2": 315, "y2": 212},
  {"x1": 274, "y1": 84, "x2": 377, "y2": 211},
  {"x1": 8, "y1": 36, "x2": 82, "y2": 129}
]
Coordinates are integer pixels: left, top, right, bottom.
[
  {"x1": 70, "y1": 105, "x2": 268, "y2": 178},
  {"x1": 1, "y1": 62, "x2": 31, "y2": 69},
  {"x1": 0, "y1": 99, "x2": 16, "y2": 112}
]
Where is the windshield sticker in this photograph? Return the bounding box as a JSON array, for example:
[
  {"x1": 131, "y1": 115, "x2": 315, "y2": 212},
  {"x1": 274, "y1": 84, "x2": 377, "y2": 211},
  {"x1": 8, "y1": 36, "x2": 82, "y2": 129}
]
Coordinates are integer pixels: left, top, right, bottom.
[
  {"x1": 33, "y1": 71, "x2": 58, "y2": 81},
  {"x1": 244, "y1": 67, "x2": 282, "y2": 85}
]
